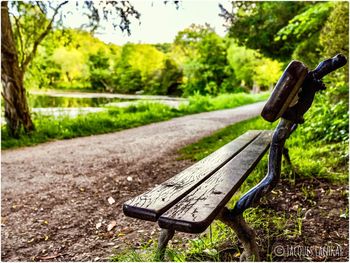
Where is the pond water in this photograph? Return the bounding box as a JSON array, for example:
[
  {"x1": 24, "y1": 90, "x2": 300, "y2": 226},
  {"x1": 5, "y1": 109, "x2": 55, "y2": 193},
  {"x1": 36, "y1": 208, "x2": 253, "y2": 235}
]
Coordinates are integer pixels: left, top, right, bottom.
[
  {"x1": 28, "y1": 94, "x2": 126, "y2": 108},
  {"x1": 1, "y1": 93, "x2": 188, "y2": 123}
]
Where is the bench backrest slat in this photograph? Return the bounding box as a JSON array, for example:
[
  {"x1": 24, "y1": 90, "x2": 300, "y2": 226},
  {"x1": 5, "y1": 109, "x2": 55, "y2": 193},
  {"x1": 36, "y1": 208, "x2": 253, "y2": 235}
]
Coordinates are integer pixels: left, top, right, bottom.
[
  {"x1": 123, "y1": 130, "x2": 263, "y2": 221},
  {"x1": 158, "y1": 131, "x2": 272, "y2": 233}
]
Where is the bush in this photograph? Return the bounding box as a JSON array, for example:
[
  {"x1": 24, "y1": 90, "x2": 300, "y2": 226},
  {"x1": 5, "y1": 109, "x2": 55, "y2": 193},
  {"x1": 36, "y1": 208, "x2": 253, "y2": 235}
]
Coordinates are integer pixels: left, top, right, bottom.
[{"x1": 302, "y1": 85, "x2": 349, "y2": 143}]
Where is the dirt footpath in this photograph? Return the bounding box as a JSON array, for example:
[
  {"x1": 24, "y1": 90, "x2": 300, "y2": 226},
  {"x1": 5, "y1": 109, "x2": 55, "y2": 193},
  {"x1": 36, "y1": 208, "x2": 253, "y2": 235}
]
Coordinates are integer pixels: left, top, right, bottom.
[{"x1": 1, "y1": 102, "x2": 265, "y2": 261}]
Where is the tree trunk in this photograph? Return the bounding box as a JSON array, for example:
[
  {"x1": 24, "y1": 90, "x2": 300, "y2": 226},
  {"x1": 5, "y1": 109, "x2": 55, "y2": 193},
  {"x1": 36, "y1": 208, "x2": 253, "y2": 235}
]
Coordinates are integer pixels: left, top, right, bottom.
[
  {"x1": 252, "y1": 81, "x2": 260, "y2": 94},
  {"x1": 1, "y1": 1, "x2": 34, "y2": 137}
]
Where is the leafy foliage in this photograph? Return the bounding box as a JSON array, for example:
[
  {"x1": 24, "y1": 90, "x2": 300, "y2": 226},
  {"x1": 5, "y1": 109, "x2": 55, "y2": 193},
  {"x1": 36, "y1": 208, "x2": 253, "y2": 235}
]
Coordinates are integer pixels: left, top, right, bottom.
[
  {"x1": 303, "y1": 94, "x2": 348, "y2": 143},
  {"x1": 227, "y1": 43, "x2": 282, "y2": 89},
  {"x1": 88, "y1": 49, "x2": 112, "y2": 91},
  {"x1": 222, "y1": 1, "x2": 348, "y2": 144},
  {"x1": 175, "y1": 24, "x2": 234, "y2": 96},
  {"x1": 275, "y1": 2, "x2": 334, "y2": 66},
  {"x1": 301, "y1": 2, "x2": 349, "y2": 144},
  {"x1": 320, "y1": 1, "x2": 349, "y2": 81},
  {"x1": 23, "y1": 23, "x2": 284, "y2": 96},
  {"x1": 275, "y1": 2, "x2": 333, "y2": 42},
  {"x1": 220, "y1": 1, "x2": 310, "y2": 60}
]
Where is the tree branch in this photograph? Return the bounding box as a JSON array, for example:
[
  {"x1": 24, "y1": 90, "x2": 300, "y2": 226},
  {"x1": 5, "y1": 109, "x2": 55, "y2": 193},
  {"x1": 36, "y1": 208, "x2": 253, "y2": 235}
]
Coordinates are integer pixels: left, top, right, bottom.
[
  {"x1": 21, "y1": 0, "x2": 68, "y2": 73},
  {"x1": 10, "y1": 12, "x2": 25, "y2": 68},
  {"x1": 35, "y1": 1, "x2": 46, "y2": 14}
]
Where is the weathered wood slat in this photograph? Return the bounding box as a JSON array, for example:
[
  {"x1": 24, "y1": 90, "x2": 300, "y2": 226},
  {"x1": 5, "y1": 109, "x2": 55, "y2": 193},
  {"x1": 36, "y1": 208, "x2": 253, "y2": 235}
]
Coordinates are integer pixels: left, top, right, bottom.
[
  {"x1": 158, "y1": 131, "x2": 272, "y2": 233},
  {"x1": 123, "y1": 130, "x2": 264, "y2": 221}
]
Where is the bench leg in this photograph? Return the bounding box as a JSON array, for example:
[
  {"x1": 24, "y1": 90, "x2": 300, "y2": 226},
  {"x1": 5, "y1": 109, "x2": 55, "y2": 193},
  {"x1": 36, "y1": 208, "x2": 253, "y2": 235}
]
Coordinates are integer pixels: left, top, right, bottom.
[
  {"x1": 218, "y1": 208, "x2": 260, "y2": 262},
  {"x1": 155, "y1": 228, "x2": 175, "y2": 261},
  {"x1": 283, "y1": 146, "x2": 300, "y2": 179},
  {"x1": 282, "y1": 147, "x2": 292, "y2": 166}
]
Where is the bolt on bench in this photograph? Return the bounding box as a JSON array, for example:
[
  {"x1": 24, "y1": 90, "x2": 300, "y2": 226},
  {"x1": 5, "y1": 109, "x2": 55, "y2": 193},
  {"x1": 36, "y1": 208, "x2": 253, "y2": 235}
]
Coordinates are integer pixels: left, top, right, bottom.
[{"x1": 123, "y1": 54, "x2": 347, "y2": 261}]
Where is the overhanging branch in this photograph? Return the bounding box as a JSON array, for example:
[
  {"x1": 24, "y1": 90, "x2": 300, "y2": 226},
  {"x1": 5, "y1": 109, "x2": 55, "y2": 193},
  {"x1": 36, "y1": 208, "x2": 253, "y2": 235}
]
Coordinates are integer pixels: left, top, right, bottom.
[{"x1": 21, "y1": 0, "x2": 68, "y2": 72}]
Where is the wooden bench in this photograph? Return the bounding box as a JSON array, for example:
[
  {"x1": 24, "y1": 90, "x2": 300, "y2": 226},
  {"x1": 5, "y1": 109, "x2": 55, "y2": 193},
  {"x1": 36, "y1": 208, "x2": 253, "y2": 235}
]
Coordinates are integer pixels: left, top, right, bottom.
[
  {"x1": 123, "y1": 54, "x2": 347, "y2": 261},
  {"x1": 124, "y1": 130, "x2": 272, "y2": 259}
]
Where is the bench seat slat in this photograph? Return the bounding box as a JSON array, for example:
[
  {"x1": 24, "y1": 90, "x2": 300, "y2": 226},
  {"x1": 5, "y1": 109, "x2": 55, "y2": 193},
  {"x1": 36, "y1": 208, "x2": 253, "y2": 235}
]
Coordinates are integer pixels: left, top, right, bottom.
[
  {"x1": 158, "y1": 131, "x2": 272, "y2": 233},
  {"x1": 123, "y1": 130, "x2": 263, "y2": 221}
]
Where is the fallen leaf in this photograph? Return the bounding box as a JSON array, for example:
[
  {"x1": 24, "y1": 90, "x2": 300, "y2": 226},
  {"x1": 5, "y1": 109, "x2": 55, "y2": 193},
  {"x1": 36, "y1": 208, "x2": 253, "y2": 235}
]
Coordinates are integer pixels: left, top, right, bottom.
[
  {"x1": 107, "y1": 220, "x2": 117, "y2": 231},
  {"x1": 36, "y1": 254, "x2": 62, "y2": 260},
  {"x1": 291, "y1": 204, "x2": 299, "y2": 211},
  {"x1": 1, "y1": 217, "x2": 7, "y2": 224},
  {"x1": 203, "y1": 248, "x2": 217, "y2": 255},
  {"x1": 108, "y1": 197, "x2": 115, "y2": 205}
]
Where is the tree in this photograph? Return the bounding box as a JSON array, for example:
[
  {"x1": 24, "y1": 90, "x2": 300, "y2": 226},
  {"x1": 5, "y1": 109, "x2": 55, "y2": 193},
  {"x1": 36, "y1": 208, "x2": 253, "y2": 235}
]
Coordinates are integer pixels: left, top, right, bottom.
[
  {"x1": 1, "y1": 1, "x2": 62, "y2": 137},
  {"x1": 175, "y1": 24, "x2": 232, "y2": 96},
  {"x1": 112, "y1": 43, "x2": 167, "y2": 94},
  {"x1": 275, "y1": 2, "x2": 334, "y2": 66},
  {"x1": 142, "y1": 57, "x2": 183, "y2": 95},
  {"x1": 88, "y1": 50, "x2": 111, "y2": 91},
  {"x1": 220, "y1": 1, "x2": 314, "y2": 61},
  {"x1": 1, "y1": 1, "x2": 140, "y2": 137},
  {"x1": 227, "y1": 43, "x2": 282, "y2": 91},
  {"x1": 320, "y1": 1, "x2": 349, "y2": 83},
  {"x1": 227, "y1": 44, "x2": 259, "y2": 88},
  {"x1": 301, "y1": 2, "x2": 349, "y2": 143},
  {"x1": 32, "y1": 28, "x2": 122, "y2": 91}
]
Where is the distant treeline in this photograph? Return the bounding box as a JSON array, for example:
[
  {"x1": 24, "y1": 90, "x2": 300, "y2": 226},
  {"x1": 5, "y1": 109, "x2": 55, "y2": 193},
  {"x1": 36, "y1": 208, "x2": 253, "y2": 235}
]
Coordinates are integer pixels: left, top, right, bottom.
[
  {"x1": 24, "y1": 1, "x2": 348, "y2": 104},
  {"x1": 25, "y1": 24, "x2": 282, "y2": 96}
]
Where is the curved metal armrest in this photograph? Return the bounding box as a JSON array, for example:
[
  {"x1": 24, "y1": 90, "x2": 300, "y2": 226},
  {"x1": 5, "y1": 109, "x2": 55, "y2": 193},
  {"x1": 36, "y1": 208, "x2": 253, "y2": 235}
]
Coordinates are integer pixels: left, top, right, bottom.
[{"x1": 228, "y1": 118, "x2": 294, "y2": 217}]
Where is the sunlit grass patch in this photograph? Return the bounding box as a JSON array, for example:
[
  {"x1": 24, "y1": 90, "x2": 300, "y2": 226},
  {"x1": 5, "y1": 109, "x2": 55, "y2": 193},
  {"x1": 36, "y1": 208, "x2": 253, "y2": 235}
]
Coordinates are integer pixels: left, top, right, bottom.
[
  {"x1": 1, "y1": 103, "x2": 180, "y2": 149},
  {"x1": 179, "y1": 92, "x2": 269, "y2": 114},
  {"x1": 285, "y1": 129, "x2": 348, "y2": 183},
  {"x1": 178, "y1": 116, "x2": 275, "y2": 161}
]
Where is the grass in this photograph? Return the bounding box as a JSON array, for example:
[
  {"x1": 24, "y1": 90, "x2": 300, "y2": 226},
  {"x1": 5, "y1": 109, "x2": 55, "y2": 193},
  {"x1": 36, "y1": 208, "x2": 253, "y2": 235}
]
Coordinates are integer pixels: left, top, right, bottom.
[
  {"x1": 178, "y1": 116, "x2": 275, "y2": 161},
  {"x1": 1, "y1": 103, "x2": 181, "y2": 149},
  {"x1": 1, "y1": 92, "x2": 269, "y2": 149},
  {"x1": 111, "y1": 116, "x2": 348, "y2": 262},
  {"x1": 179, "y1": 92, "x2": 269, "y2": 114}
]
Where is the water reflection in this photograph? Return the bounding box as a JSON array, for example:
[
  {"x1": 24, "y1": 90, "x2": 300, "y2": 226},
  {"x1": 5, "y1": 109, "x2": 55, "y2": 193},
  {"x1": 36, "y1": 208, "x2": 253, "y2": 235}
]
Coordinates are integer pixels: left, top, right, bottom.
[{"x1": 28, "y1": 94, "x2": 124, "y2": 108}]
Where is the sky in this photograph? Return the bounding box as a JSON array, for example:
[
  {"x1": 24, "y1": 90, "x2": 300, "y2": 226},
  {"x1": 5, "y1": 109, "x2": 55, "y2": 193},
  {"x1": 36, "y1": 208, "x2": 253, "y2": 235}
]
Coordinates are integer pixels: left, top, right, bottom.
[{"x1": 64, "y1": 0, "x2": 232, "y2": 45}]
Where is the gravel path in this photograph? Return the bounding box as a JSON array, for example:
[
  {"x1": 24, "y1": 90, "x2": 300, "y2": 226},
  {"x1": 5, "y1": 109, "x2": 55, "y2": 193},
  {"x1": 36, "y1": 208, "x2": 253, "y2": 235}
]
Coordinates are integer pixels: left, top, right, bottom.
[{"x1": 1, "y1": 102, "x2": 265, "y2": 261}]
